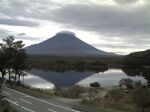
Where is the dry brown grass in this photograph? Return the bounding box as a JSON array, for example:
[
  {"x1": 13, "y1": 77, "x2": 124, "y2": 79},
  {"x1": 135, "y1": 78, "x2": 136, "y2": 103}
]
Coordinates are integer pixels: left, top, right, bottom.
[{"x1": 81, "y1": 87, "x2": 150, "y2": 112}]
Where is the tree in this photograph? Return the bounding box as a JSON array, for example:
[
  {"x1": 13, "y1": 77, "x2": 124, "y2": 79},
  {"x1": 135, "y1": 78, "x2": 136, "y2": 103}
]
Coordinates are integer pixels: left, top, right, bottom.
[
  {"x1": 0, "y1": 51, "x2": 7, "y2": 78},
  {"x1": 12, "y1": 48, "x2": 27, "y2": 83},
  {"x1": 90, "y1": 82, "x2": 101, "y2": 89},
  {"x1": 90, "y1": 82, "x2": 101, "y2": 94},
  {"x1": 0, "y1": 36, "x2": 27, "y2": 83},
  {"x1": 0, "y1": 36, "x2": 16, "y2": 80},
  {"x1": 88, "y1": 82, "x2": 101, "y2": 104}
]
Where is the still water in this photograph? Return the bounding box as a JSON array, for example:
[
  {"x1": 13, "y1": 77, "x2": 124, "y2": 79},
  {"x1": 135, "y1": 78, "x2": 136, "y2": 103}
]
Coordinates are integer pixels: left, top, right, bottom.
[{"x1": 20, "y1": 68, "x2": 147, "y2": 89}]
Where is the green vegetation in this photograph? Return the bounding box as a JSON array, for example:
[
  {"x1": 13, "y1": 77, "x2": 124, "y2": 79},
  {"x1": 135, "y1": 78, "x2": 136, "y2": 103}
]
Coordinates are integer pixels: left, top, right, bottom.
[
  {"x1": 26, "y1": 55, "x2": 124, "y2": 72},
  {"x1": 0, "y1": 36, "x2": 27, "y2": 83},
  {"x1": 28, "y1": 55, "x2": 123, "y2": 66},
  {"x1": 123, "y1": 49, "x2": 150, "y2": 66}
]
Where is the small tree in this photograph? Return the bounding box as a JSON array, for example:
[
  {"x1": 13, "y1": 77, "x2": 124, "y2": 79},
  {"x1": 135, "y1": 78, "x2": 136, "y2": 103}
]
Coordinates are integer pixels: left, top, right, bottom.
[
  {"x1": 88, "y1": 82, "x2": 101, "y2": 104},
  {"x1": 90, "y1": 82, "x2": 101, "y2": 92}
]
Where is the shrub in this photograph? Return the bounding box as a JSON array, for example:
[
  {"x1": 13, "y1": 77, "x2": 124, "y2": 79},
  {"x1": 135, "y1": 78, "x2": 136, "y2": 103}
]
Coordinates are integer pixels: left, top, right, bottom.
[
  {"x1": 90, "y1": 82, "x2": 101, "y2": 89},
  {"x1": 119, "y1": 78, "x2": 134, "y2": 89}
]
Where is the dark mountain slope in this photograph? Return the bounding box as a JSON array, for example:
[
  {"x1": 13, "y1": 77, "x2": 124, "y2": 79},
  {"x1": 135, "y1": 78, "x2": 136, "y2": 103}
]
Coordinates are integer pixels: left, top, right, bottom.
[
  {"x1": 123, "y1": 49, "x2": 150, "y2": 66},
  {"x1": 25, "y1": 31, "x2": 117, "y2": 57}
]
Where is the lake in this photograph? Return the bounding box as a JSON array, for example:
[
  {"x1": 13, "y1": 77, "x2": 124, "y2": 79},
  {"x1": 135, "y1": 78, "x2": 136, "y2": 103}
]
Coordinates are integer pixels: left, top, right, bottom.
[{"x1": 19, "y1": 68, "x2": 147, "y2": 89}]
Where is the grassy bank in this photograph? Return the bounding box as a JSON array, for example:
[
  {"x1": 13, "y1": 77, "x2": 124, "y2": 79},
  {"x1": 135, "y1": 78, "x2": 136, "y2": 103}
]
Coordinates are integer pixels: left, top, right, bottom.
[{"x1": 81, "y1": 85, "x2": 150, "y2": 112}]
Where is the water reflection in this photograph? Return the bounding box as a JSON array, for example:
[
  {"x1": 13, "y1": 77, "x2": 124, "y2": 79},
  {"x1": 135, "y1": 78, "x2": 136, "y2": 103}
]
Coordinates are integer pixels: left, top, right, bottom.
[
  {"x1": 26, "y1": 69, "x2": 94, "y2": 88},
  {"x1": 20, "y1": 68, "x2": 148, "y2": 89},
  {"x1": 122, "y1": 67, "x2": 150, "y2": 86},
  {"x1": 21, "y1": 72, "x2": 55, "y2": 89},
  {"x1": 77, "y1": 69, "x2": 146, "y2": 88}
]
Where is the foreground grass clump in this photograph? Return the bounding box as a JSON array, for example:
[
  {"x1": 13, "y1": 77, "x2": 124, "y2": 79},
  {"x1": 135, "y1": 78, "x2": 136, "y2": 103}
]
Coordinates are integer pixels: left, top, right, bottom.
[
  {"x1": 81, "y1": 85, "x2": 150, "y2": 112},
  {"x1": 54, "y1": 85, "x2": 87, "y2": 98},
  {"x1": 0, "y1": 95, "x2": 17, "y2": 112}
]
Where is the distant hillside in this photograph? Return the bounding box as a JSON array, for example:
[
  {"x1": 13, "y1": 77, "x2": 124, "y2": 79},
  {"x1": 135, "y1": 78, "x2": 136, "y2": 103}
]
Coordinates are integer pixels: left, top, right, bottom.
[
  {"x1": 25, "y1": 31, "x2": 118, "y2": 57},
  {"x1": 123, "y1": 49, "x2": 150, "y2": 66}
]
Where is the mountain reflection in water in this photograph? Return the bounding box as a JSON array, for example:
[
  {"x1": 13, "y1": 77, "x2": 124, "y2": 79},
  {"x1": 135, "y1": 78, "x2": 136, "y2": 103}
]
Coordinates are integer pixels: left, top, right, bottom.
[{"x1": 20, "y1": 68, "x2": 148, "y2": 89}]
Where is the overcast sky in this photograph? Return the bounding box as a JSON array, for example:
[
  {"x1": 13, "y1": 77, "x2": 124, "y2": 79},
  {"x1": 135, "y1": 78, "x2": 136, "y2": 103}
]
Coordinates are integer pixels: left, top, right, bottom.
[{"x1": 0, "y1": 0, "x2": 149, "y2": 54}]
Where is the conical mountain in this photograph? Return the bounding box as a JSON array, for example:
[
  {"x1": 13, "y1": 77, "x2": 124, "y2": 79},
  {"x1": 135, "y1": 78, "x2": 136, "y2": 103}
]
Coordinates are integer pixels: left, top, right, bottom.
[{"x1": 25, "y1": 31, "x2": 117, "y2": 57}]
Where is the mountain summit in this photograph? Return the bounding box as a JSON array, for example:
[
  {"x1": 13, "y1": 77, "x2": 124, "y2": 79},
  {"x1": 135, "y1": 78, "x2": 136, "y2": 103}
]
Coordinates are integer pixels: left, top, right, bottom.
[{"x1": 25, "y1": 31, "x2": 116, "y2": 57}]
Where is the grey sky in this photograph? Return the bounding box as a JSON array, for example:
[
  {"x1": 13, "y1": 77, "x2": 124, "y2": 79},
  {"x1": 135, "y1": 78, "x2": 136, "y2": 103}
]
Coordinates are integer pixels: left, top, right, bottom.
[
  {"x1": 0, "y1": 18, "x2": 39, "y2": 27},
  {"x1": 0, "y1": 0, "x2": 149, "y2": 54}
]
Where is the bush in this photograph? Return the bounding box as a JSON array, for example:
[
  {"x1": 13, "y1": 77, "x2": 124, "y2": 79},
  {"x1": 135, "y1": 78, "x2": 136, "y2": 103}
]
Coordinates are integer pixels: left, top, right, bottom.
[
  {"x1": 119, "y1": 78, "x2": 134, "y2": 89},
  {"x1": 90, "y1": 82, "x2": 101, "y2": 88}
]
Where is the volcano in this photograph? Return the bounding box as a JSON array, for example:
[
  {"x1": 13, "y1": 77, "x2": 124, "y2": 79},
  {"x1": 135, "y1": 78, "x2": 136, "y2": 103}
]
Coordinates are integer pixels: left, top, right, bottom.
[{"x1": 25, "y1": 31, "x2": 117, "y2": 57}]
